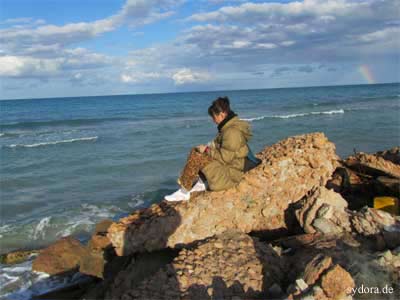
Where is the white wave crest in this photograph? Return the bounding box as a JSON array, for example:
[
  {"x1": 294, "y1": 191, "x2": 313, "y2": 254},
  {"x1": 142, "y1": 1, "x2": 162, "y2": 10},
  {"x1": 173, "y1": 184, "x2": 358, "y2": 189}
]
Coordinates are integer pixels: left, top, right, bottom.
[
  {"x1": 242, "y1": 109, "x2": 344, "y2": 122},
  {"x1": 33, "y1": 217, "x2": 51, "y2": 240},
  {"x1": 6, "y1": 136, "x2": 98, "y2": 148}
]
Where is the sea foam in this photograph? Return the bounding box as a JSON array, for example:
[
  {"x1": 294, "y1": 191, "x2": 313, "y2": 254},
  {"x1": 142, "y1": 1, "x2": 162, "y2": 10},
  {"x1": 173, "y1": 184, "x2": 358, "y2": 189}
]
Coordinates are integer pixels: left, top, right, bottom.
[
  {"x1": 6, "y1": 136, "x2": 98, "y2": 148},
  {"x1": 242, "y1": 109, "x2": 344, "y2": 122}
]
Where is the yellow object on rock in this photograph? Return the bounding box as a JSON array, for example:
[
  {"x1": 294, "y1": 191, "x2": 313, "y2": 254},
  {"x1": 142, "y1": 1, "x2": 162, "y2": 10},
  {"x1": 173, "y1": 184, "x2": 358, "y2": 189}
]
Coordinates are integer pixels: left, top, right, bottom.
[{"x1": 373, "y1": 196, "x2": 399, "y2": 215}]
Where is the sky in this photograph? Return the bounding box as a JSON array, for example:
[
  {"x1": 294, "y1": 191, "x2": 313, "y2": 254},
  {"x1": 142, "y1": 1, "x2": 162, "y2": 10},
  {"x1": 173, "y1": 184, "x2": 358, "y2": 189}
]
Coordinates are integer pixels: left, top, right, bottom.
[{"x1": 0, "y1": 0, "x2": 399, "y2": 100}]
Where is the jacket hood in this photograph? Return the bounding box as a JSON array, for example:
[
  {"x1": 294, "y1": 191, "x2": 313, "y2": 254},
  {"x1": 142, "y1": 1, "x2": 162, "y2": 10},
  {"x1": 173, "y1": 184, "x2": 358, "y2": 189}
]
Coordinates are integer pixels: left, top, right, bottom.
[{"x1": 222, "y1": 116, "x2": 252, "y2": 142}]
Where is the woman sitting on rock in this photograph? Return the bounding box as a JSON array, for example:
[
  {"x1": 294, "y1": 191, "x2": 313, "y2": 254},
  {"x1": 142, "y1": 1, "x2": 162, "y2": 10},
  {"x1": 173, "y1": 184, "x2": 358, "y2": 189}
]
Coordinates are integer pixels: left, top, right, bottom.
[{"x1": 165, "y1": 96, "x2": 253, "y2": 201}]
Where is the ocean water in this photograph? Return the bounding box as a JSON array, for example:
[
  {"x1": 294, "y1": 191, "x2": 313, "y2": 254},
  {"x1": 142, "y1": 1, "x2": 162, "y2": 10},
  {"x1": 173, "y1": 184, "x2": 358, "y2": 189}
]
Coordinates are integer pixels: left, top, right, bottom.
[{"x1": 0, "y1": 83, "x2": 399, "y2": 298}]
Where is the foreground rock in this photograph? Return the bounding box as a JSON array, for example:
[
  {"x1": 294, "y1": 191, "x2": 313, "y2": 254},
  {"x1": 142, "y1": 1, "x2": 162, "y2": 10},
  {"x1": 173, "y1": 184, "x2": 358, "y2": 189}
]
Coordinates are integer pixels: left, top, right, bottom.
[
  {"x1": 104, "y1": 231, "x2": 284, "y2": 300},
  {"x1": 32, "y1": 237, "x2": 87, "y2": 275},
  {"x1": 295, "y1": 186, "x2": 399, "y2": 241},
  {"x1": 108, "y1": 132, "x2": 339, "y2": 256}
]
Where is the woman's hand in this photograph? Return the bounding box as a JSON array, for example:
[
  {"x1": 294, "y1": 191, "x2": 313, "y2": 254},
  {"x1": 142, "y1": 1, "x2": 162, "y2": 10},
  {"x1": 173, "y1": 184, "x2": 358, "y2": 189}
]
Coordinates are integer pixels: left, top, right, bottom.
[{"x1": 196, "y1": 144, "x2": 207, "y2": 153}]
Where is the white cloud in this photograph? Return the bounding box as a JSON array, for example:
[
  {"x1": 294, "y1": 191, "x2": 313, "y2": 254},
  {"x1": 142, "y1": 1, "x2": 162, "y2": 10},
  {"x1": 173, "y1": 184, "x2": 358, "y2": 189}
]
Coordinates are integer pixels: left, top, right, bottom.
[
  {"x1": 172, "y1": 68, "x2": 211, "y2": 85},
  {"x1": 0, "y1": 0, "x2": 178, "y2": 53},
  {"x1": 0, "y1": 56, "x2": 61, "y2": 77},
  {"x1": 121, "y1": 72, "x2": 163, "y2": 83}
]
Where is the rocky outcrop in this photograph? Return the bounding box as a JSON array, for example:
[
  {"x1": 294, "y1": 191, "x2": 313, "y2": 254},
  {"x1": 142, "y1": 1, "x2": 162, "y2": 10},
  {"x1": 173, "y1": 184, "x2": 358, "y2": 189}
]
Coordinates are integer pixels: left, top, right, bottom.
[
  {"x1": 104, "y1": 231, "x2": 284, "y2": 300},
  {"x1": 375, "y1": 147, "x2": 400, "y2": 165},
  {"x1": 32, "y1": 237, "x2": 87, "y2": 275},
  {"x1": 295, "y1": 186, "x2": 399, "y2": 237},
  {"x1": 345, "y1": 152, "x2": 400, "y2": 179},
  {"x1": 108, "y1": 132, "x2": 339, "y2": 256},
  {"x1": 295, "y1": 186, "x2": 351, "y2": 235}
]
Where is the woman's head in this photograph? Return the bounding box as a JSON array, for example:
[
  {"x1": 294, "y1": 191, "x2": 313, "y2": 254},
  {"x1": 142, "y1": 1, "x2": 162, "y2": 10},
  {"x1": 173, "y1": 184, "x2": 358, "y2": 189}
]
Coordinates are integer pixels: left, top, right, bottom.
[{"x1": 208, "y1": 96, "x2": 231, "y2": 124}]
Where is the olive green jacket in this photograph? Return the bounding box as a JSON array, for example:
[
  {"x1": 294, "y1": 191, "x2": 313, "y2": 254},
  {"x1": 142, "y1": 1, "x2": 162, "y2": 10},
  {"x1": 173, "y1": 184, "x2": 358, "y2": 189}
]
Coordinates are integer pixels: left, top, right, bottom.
[{"x1": 202, "y1": 116, "x2": 252, "y2": 191}]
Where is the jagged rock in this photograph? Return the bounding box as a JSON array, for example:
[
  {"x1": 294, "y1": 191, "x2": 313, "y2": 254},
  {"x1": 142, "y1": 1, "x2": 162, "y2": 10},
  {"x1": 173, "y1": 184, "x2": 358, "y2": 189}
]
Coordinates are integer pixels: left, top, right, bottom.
[
  {"x1": 295, "y1": 186, "x2": 351, "y2": 235},
  {"x1": 105, "y1": 231, "x2": 284, "y2": 300},
  {"x1": 79, "y1": 233, "x2": 113, "y2": 278},
  {"x1": 32, "y1": 237, "x2": 87, "y2": 275},
  {"x1": 351, "y1": 207, "x2": 397, "y2": 236},
  {"x1": 320, "y1": 265, "x2": 354, "y2": 299},
  {"x1": 375, "y1": 147, "x2": 400, "y2": 165},
  {"x1": 108, "y1": 133, "x2": 339, "y2": 256},
  {"x1": 0, "y1": 249, "x2": 40, "y2": 265},
  {"x1": 303, "y1": 254, "x2": 333, "y2": 285},
  {"x1": 345, "y1": 152, "x2": 400, "y2": 179}
]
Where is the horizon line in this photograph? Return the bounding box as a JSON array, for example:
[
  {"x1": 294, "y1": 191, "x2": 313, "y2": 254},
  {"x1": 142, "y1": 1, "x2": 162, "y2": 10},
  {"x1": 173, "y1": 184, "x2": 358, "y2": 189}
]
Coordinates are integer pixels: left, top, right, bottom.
[{"x1": 1, "y1": 81, "x2": 399, "y2": 102}]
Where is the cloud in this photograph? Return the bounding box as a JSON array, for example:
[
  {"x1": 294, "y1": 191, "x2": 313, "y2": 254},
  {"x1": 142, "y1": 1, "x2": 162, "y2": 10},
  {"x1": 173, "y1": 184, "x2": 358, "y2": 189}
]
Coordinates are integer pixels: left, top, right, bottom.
[
  {"x1": 0, "y1": 0, "x2": 180, "y2": 81},
  {"x1": 0, "y1": 48, "x2": 112, "y2": 78},
  {"x1": 120, "y1": 72, "x2": 163, "y2": 83},
  {"x1": 172, "y1": 68, "x2": 211, "y2": 85}
]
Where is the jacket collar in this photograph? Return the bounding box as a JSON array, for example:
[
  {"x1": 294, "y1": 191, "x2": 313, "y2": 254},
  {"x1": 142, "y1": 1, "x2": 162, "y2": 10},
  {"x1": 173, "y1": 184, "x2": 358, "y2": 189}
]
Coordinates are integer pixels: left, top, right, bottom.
[{"x1": 217, "y1": 110, "x2": 237, "y2": 132}]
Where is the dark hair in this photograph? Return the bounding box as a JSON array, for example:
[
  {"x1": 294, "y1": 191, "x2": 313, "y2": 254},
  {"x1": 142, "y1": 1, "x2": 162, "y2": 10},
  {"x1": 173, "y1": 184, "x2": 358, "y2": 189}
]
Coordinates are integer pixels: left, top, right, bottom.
[{"x1": 208, "y1": 96, "x2": 231, "y2": 117}]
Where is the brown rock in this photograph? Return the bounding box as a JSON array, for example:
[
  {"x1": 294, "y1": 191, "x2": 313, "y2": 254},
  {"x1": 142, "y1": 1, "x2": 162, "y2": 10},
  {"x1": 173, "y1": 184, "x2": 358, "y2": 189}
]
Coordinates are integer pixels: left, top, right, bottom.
[
  {"x1": 87, "y1": 234, "x2": 112, "y2": 251},
  {"x1": 345, "y1": 152, "x2": 400, "y2": 179},
  {"x1": 108, "y1": 133, "x2": 339, "y2": 256},
  {"x1": 375, "y1": 147, "x2": 400, "y2": 165},
  {"x1": 95, "y1": 219, "x2": 114, "y2": 234},
  {"x1": 0, "y1": 249, "x2": 40, "y2": 265},
  {"x1": 32, "y1": 237, "x2": 87, "y2": 275},
  {"x1": 303, "y1": 254, "x2": 333, "y2": 285},
  {"x1": 320, "y1": 265, "x2": 355, "y2": 299},
  {"x1": 106, "y1": 231, "x2": 284, "y2": 300},
  {"x1": 79, "y1": 250, "x2": 107, "y2": 279}
]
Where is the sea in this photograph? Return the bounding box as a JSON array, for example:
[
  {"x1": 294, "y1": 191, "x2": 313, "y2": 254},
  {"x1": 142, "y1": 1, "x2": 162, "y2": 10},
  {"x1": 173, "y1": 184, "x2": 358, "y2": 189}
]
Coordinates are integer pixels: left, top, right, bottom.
[{"x1": 0, "y1": 83, "x2": 399, "y2": 298}]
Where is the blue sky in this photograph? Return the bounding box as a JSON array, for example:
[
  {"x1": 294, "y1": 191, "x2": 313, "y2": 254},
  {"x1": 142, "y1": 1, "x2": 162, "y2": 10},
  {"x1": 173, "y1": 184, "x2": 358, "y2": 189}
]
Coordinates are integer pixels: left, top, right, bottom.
[{"x1": 0, "y1": 0, "x2": 399, "y2": 99}]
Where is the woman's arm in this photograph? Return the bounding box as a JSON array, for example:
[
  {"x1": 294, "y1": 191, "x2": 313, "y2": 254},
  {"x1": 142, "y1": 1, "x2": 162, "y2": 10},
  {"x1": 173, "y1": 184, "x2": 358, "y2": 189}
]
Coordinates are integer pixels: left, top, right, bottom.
[{"x1": 209, "y1": 129, "x2": 245, "y2": 164}]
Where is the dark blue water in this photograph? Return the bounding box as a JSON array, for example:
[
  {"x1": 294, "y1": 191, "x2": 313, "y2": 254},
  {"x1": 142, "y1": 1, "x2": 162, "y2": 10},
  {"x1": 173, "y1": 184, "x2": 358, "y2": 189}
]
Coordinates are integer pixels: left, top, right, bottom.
[{"x1": 0, "y1": 83, "x2": 399, "y2": 255}]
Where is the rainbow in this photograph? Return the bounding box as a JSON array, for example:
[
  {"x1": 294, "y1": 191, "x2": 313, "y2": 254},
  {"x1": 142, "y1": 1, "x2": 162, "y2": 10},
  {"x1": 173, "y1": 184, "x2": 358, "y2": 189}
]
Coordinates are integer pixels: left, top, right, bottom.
[{"x1": 358, "y1": 65, "x2": 375, "y2": 84}]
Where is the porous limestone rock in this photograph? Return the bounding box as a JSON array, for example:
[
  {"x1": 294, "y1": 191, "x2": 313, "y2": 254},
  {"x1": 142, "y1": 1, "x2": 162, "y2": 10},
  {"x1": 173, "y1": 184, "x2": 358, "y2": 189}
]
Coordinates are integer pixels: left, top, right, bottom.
[
  {"x1": 108, "y1": 132, "x2": 339, "y2": 256},
  {"x1": 105, "y1": 231, "x2": 284, "y2": 300}
]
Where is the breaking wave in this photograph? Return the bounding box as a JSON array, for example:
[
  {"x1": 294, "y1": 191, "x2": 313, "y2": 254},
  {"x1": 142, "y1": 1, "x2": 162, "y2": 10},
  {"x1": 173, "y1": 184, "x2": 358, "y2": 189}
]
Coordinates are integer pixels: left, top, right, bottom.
[
  {"x1": 5, "y1": 136, "x2": 98, "y2": 148},
  {"x1": 242, "y1": 109, "x2": 345, "y2": 122}
]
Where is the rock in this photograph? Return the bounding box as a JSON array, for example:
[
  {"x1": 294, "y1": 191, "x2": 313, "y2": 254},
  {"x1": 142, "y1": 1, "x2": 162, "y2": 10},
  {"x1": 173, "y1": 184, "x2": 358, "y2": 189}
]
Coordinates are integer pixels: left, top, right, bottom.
[
  {"x1": 95, "y1": 219, "x2": 114, "y2": 234},
  {"x1": 350, "y1": 207, "x2": 397, "y2": 236},
  {"x1": 320, "y1": 265, "x2": 354, "y2": 300},
  {"x1": 383, "y1": 230, "x2": 400, "y2": 249},
  {"x1": 345, "y1": 152, "x2": 400, "y2": 179},
  {"x1": 303, "y1": 254, "x2": 332, "y2": 285},
  {"x1": 105, "y1": 231, "x2": 284, "y2": 299},
  {"x1": 87, "y1": 234, "x2": 112, "y2": 251},
  {"x1": 108, "y1": 133, "x2": 339, "y2": 256},
  {"x1": 375, "y1": 147, "x2": 400, "y2": 165},
  {"x1": 295, "y1": 186, "x2": 350, "y2": 234},
  {"x1": 32, "y1": 237, "x2": 87, "y2": 275},
  {"x1": 0, "y1": 249, "x2": 40, "y2": 265},
  {"x1": 79, "y1": 250, "x2": 108, "y2": 279},
  {"x1": 374, "y1": 176, "x2": 400, "y2": 197},
  {"x1": 296, "y1": 278, "x2": 309, "y2": 291}
]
